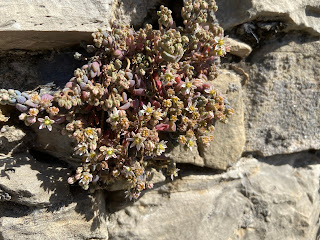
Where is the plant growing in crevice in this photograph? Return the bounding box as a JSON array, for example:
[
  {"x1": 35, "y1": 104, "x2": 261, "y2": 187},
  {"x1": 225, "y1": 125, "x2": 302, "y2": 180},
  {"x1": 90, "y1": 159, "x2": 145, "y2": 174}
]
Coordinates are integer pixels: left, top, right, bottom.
[{"x1": 0, "y1": 0, "x2": 233, "y2": 200}]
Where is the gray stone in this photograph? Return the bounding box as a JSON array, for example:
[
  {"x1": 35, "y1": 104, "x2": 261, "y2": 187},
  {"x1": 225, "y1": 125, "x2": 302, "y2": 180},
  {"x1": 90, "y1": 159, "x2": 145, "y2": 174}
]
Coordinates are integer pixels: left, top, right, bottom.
[
  {"x1": 114, "y1": 0, "x2": 163, "y2": 27},
  {"x1": 244, "y1": 35, "x2": 320, "y2": 156},
  {"x1": 0, "y1": 153, "x2": 70, "y2": 207},
  {"x1": 226, "y1": 37, "x2": 253, "y2": 58},
  {"x1": 0, "y1": 125, "x2": 26, "y2": 154},
  {"x1": 107, "y1": 152, "x2": 320, "y2": 240},
  {"x1": 0, "y1": 0, "x2": 163, "y2": 50},
  {"x1": 0, "y1": 0, "x2": 113, "y2": 50},
  {"x1": 0, "y1": 190, "x2": 108, "y2": 240},
  {"x1": 216, "y1": 0, "x2": 320, "y2": 36},
  {"x1": 166, "y1": 70, "x2": 246, "y2": 170},
  {"x1": 31, "y1": 124, "x2": 79, "y2": 166}
]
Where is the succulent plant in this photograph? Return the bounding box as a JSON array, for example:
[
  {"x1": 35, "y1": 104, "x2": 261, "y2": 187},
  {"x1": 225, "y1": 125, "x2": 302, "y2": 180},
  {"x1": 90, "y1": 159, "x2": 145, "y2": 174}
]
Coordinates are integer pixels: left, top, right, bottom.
[{"x1": 0, "y1": 0, "x2": 233, "y2": 200}]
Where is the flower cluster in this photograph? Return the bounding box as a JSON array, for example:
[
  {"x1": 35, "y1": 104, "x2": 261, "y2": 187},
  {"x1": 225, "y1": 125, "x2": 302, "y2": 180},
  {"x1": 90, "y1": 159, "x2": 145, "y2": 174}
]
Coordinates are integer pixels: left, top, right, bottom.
[{"x1": 0, "y1": 0, "x2": 233, "y2": 200}]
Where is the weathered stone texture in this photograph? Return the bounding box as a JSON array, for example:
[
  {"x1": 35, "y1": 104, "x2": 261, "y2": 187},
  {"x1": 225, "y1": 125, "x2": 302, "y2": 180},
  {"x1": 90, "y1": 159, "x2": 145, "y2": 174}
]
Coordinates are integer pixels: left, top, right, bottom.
[
  {"x1": 0, "y1": 190, "x2": 108, "y2": 240},
  {"x1": 244, "y1": 35, "x2": 320, "y2": 156},
  {"x1": 226, "y1": 37, "x2": 253, "y2": 58},
  {"x1": 108, "y1": 153, "x2": 320, "y2": 240},
  {"x1": 0, "y1": 0, "x2": 162, "y2": 50},
  {"x1": 166, "y1": 71, "x2": 246, "y2": 170},
  {"x1": 0, "y1": 1, "x2": 320, "y2": 240},
  {"x1": 0, "y1": 153, "x2": 70, "y2": 207},
  {"x1": 216, "y1": 0, "x2": 320, "y2": 35}
]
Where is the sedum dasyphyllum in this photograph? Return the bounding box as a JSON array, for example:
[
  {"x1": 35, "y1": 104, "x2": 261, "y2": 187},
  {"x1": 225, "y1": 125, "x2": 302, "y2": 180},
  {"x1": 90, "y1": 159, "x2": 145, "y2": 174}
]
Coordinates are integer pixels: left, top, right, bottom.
[{"x1": 0, "y1": 0, "x2": 233, "y2": 200}]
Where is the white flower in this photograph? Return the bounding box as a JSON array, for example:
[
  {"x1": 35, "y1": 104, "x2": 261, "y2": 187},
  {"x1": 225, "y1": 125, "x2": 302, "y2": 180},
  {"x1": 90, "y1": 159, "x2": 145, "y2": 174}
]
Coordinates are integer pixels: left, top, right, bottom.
[
  {"x1": 139, "y1": 103, "x2": 154, "y2": 116},
  {"x1": 152, "y1": 109, "x2": 163, "y2": 120},
  {"x1": 100, "y1": 146, "x2": 117, "y2": 160},
  {"x1": 38, "y1": 116, "x2": 55, "y2": 131},
  {"x1": 155, "y1": 140, "x2": 167, "y2": 156},
  {"x1": 79, "y1": 172, "x2": 93, "y2": 186},
  {"x1": 85, "y1": 151, "x2": 97, "y2": 162},
  {"x1": 74, "y1": 142, "x2": 88, "y2": 156},
  {"x1": 107, "y1": 107, "x2": 120, "y2": 122},
  {"x1": 84, "y1": 127, "x2": 96, "y2": 139},
  {"x1": 162, "y1": 72, "x2": 177, "y2": 86},
  {"x1": 185, "y1": 102, "x2": 197, "y2": 113},
  {"x1": 204, "y1": 85, "x2": 216, "y2": 97},
  {"x1": 215, "y1": 44, "x2": 226, "y2": 56},
  {"x1": 214, "y1": 36, "x2": 225, "y2": 46},
  {"x1": 186, "y1": 139, "x2": 195, "y2": 151},
  {"x1": 170, "y1": 167, "x2": 180, "y2": 181},
  {"x1": 127, "y1": 132, "x2": 145, "y2": 151},
  {"x1": 181, "y1": 78, "x2": 196, "y2": 94}
]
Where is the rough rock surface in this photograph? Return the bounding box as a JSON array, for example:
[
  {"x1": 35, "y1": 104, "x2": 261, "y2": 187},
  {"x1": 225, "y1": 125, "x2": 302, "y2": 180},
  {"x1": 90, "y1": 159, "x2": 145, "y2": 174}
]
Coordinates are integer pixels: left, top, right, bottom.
[
  {"x1": 166, "y1": 70, "x2": 245, "y2": 170},
  {"x1": 0, "y1": 125, "x2": 26, "y2": 154},
  {"x1": 0, "y1": 153, "x2": 70, "y2": 207},
  {"x1": 0, "y1": 1, "x2": 320, "y2": 240},
  {"x1": 0, "y1": 0, "x2": 162, "y2": 50},
  {"x1": 226, "y1": 38, "x2": 253, "y2": 58},
  {"x1": 244, "y1": 35, "x2": 320, "y2": 156},
  {"x1": 0, "y1": 190, "x2": 108, "y2": 240},
  {"x1": 216, "y1": 0, "x2": 320, "y2": 35},
  {"x1": 108, "y1": 152, "x2": 320, "y2": 240}
]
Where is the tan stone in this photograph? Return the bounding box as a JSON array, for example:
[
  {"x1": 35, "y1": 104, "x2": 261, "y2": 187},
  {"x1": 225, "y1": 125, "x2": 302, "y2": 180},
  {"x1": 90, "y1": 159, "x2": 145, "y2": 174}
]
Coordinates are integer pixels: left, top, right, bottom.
[
  {"x1": 216, "y1": 0, "x2": 320, "y2": 36},
  {"x1": 226, "y1": 37, "x2": 252, "y2": 58},
  {"x1": 166, "y1": 70, "x2": 246, "y2": 170},
  {"x1": 0, "y1": 153, "x2": 70, "y2": 207},
  {"x1": 244, "y1": 36, "x2": 320, "y2": 156},
  {"x1": 202, "y1": 71, "x2": 246, "y2": 169},
  {"x1": 108, "y1": 153, "x2": 320, "y2": 240},
  {"x1": 0, "y1": 0, "x2": 161, "y2": 50},
  {"x1": 0, "y1": 190, "x2": 108, "y2": 240}
]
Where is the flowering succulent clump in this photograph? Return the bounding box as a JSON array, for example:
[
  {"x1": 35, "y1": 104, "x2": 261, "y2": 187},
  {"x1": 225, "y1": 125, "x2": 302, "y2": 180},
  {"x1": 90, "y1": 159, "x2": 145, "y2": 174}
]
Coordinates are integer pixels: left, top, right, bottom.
[{"x1": 0, "y1": 0, "x2": 233, "y2": 200}]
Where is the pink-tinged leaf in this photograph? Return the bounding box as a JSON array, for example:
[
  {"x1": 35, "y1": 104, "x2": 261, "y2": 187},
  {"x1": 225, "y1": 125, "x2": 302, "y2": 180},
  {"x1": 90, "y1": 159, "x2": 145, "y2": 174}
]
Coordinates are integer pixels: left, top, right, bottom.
[
  {"x1": 41, "y1": 94, "x2": 54, "y2": 101},
  {"x1": 129, "y1": 80, "x2": 135, "y2": 88},
  {"x1": 113, "y1": 49, "x2": 123, "y2": 59},
  {"x1": 122, "y1": 92, "x2": 128, "y2": 102},
  {"x1": 202, "y1": 82, "x2": 212, "y2": 90},
  {"x1": 91, "y1": 62, "x2": 100, "y2": 72},
  {"x1": 90, "y1": 70, "x2": 97, "y2": 79},
  {"x1": 81, "y1": 91, "x2": 90, "y2": 101},
  {"x1": 175, "y1": 81, "x2": 184, "y2": 91},
  {"x1": 152, "y1": 100, "x2": 161, "y2": 108},
  {"x1": 26, "y1": 116, "x2": 37, "y2": 124},
  {"x1": 155, "y1": 123, "x2": 170, "y2": 131},
  {"x1": 119, "y1": 102, "x2": 131, "y2": 110},
  {"x1": 133, "y1": 88, "x2": 145, "y2": 96},
  {"x1": 53, "y1": 116, "x2": 66, "y2": 124},
  {"x1": 135, "y1": 75, "x2": 142, "y2": 88},
  {"x1": 65, "y1": 81, "x2": 73, "y2": 89}
]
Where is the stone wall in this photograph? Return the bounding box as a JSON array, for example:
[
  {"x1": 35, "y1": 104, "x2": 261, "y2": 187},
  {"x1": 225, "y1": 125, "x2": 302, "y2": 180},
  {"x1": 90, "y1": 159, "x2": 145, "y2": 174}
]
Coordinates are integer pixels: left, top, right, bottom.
[{"x1": 0, "y1": 0, "x2": 319, "y2": 239}]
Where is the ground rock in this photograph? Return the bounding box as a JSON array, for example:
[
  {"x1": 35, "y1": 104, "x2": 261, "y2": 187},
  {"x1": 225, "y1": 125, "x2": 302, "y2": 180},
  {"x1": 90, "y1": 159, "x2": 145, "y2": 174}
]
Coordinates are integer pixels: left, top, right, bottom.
[
  {"x1": 107, "y1": 152, "x2": 320, "y2": 240},
  {"x1": 167, "y1": 70, "x2": 245, "y2": 170},
  {"x1": 0, "y1": 0, "x2": 161, "y2": 50},
  {"x1": 114, "y1": 0, "x2": 163, "y2": 27},
  {"x1": 244, "y1": 35, "x2": 320, "y2": 156},
  {"x1": 0, "y1": 153, "x2": 70, "y2": 207},
  {"x1": 0, "y1": 125, "x2": 27, "y2": 154},
  {"x1": 215, "y1": 0, "x2": 320, "y2": 35},
  {"x1": 0, "y1": 190, "x2": 108, "y2": 240},
  {"x1": 226, "y1": 37, "x2": 253, "y2": 58}
]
